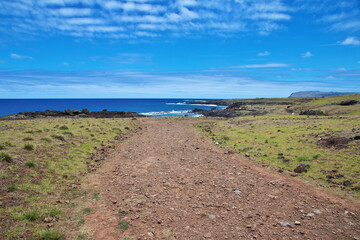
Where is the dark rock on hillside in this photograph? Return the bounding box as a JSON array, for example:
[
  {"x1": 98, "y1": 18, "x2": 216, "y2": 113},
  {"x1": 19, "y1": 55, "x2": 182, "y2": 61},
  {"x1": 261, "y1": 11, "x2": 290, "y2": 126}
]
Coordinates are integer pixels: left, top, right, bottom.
[
  {"x1": 294, "y1": 163, "x2": 310, "y2": 173},
  {"x1": 338, "y1": 100, "x2": 359, "y2": 106},
  {"x1": 299, "y1": 110, "x2": 325, "y2": 116},
  {"x1": 289, "y1": 91, "x2": 357, "y2": 98}
]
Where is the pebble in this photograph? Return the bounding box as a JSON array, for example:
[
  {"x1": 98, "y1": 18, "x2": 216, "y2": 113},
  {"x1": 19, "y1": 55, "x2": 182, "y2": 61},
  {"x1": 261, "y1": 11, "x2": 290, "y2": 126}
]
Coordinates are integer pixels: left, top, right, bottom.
[
  {"x1": 307, "y1": 213, "x2": 315, "y2": 217},
  {"x1": 278, "y1": 221, "x2": 292, "y2": 227},
  {"x1": 234, "y1": 190, "x2": 241, "y2": 194},
  {"x1": 295, "y1": 221, "x2": 301, "y2": 225},
  {"x1": 313, "y1": 210, "x2": 322, "y2": 215},
  {"x1": 209, "y1": 214, "x2": 216, "y2": 220}
]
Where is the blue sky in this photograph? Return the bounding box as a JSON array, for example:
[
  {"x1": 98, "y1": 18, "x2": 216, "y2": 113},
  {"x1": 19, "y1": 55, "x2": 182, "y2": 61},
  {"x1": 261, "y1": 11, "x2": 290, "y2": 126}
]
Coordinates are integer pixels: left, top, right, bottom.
[{"x1": 0, "y1": 0, "x2": 359, "y2": 98}]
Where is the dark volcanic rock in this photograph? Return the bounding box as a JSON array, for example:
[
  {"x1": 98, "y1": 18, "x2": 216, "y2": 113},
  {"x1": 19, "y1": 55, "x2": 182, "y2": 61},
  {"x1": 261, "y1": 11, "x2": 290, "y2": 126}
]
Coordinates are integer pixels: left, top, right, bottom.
[
  {"x1": 72, "y1": 109, "x2": 80, "y2": 115},
  {"x1": 81, "y1": 108, "x2": 91, "y2": 114},
  {"x1": 65, "y1": 109, "x2": 74, "y2": 116},
  {"x1": 294, "y1": 164, "x2": 310, "y2": 173},
  {"x1": 1, "y1": 109, "x2": 144, "y2": 120},
  {"x1": 338, "y1": 100, "x2": 359, "y2": 106},
  {"x1": 299, "y1": 110, "x2": 324, "y2": 116}
]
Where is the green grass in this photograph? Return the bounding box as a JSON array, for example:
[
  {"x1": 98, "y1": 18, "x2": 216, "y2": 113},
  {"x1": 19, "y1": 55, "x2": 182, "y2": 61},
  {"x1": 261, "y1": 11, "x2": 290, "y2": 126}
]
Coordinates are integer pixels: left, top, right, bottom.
[
  {"x1": 0, "y1": 117, "x2": 139, "y2": 239},
  {"x1": 199, "y1": 113, "x2": 360, "y2": 198},
  {"x1": 23, "y1": 143, "x2": 34, "y2": 151},
  {"x1": 19, "y1": 209, "x2": 40, "y2": 221},
  {"x1": 82, "y1": 208, "x2": 91, "y2": 214},
  {"x1": 118, "y1": 220, "x2": 130, "y2": 231},
  {"x1": 7, "y1": 185, "x2": 17, "y2": 192},
  {"x1": 23, "y1": 137, "x2": 34, "y2": 141},
  {"x1": 25, "y1": 161, "x2": 36, "y2": 168},
  {"x1": 39, "y1": 230, "x2": 64, "y2": 240},
  {"x1": 0, "y1": 152, "x2": 12, "y2": 163}
]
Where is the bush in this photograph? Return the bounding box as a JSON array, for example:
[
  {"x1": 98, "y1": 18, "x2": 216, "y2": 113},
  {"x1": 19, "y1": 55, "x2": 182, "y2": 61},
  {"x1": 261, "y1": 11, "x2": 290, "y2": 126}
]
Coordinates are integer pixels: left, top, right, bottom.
[
  {"x1": 0, "y1": 152, "x2": 12, "y2": 163},
  {"x1": 24, "y1": 143, "x2": 34, "y2": 151},
  {"x1": 62, "y1": 131, "x2": 73, "y2": 136}
]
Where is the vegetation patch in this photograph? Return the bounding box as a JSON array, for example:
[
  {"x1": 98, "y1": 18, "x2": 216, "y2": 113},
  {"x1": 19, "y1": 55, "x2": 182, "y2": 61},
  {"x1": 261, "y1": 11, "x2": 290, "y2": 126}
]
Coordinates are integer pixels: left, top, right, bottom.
[{"x1": 0, "y1": 117, "x2": 138, "y2": 239}]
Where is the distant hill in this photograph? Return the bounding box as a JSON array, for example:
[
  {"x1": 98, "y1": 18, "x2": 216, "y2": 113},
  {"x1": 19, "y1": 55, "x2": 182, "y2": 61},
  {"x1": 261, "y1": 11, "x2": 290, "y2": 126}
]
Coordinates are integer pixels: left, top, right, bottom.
[{"x1": 288, "y1": 91, "x2": 358, "y2": 98}]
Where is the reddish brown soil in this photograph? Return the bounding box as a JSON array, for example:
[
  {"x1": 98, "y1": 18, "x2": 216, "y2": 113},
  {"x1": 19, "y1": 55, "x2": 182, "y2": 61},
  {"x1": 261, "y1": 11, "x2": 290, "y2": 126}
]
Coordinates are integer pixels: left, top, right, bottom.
[{"x1": 84, "y1": 119, "x2": 360, "y2": 240}]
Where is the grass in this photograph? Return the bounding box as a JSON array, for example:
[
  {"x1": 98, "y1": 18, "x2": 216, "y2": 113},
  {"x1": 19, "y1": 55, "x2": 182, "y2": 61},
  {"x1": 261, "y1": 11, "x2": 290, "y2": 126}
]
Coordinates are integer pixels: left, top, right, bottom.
[
  {"x1": 19, "y1": 209, "x2": 40, "y2": 221},
  {"x1": 23, "y1": 137, "x2": 34, "y2": 141},
  {"x1": 0, "y1": 152, "x2": 12, "y2": 163},
  {"x1": 39, "y1": 230, "x2": 64, "y2": 240},
  {"x1": 7, "y1": 185, "x2": 17, "y2": 192},
  {"x1": 25, "y1": 161, "x2": 36, "y2": 168},
  {"x1": 23, "y1": 143, "x2": 34, "y2": 151},
  {"x1": 118, "y1": 220, "x2": 130, "y2": 231},
  {"x1": 82, "y1": 208, "x2": 91, "y2": 214},
  {"x1": 198, "y1": 95, "x2": 360, "y2": 198},
  {"x1": 0, "y1": 117, "x2": 138, "y2": 239}
]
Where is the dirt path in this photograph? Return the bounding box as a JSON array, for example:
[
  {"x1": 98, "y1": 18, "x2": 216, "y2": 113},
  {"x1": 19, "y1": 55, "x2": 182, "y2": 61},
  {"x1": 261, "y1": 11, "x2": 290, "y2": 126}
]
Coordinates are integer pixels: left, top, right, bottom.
[{"x1": 84, "y1": 119, "x2": 359, "y2": 240}]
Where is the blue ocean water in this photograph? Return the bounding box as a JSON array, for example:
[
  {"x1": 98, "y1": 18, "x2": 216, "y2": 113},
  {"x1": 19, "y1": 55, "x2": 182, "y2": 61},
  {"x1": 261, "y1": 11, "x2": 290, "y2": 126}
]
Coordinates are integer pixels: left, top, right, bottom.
[{"x1": 0, "y1": 99, "x2": 225, "y2": 117}]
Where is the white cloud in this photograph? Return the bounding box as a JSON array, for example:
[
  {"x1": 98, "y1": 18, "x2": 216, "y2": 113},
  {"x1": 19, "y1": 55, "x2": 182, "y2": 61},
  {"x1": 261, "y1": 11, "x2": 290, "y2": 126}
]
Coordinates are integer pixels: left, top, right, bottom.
[
  {"x1": 257, "y1": 51, "x2": 270, "y2": 56},
  {"x1": 0, "y1": 0, "x2": 294, "y2": 38},
  {"x1": 63, "y1": 62, "x2": 70, "y2": 66},
  {"x1": 338, "y1": 37, "x2": 360, "y2": 46},
  {"x1": 302, "y1": 51, "x2": 313, "y2": 58},
  {"x1": 10, "y1": 53, "x2": 33, "y2": 60},
  {"x1": 231, "y1": 63, "x2": 289, "y2": 68}
]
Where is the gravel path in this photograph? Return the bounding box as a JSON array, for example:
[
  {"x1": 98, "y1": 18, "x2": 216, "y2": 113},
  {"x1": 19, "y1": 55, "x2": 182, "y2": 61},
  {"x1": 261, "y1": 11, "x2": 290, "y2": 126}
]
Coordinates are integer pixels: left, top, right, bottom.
[{"x1": 84, "y1": 119, "x2": 359, "y2": 240}]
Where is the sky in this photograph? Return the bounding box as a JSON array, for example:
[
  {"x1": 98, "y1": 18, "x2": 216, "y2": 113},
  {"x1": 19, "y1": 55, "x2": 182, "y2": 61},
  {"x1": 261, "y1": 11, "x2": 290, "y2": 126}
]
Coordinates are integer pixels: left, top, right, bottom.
[{"x1": 0, "y1": 0, "x2": 359, "y2": 99}]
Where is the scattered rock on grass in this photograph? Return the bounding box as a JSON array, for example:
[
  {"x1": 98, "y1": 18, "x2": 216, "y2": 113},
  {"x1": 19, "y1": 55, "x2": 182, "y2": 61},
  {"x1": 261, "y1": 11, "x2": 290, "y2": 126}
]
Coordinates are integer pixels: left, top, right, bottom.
[{"x1": 294, "y1": 164, "x2": 310, "y2": 173}]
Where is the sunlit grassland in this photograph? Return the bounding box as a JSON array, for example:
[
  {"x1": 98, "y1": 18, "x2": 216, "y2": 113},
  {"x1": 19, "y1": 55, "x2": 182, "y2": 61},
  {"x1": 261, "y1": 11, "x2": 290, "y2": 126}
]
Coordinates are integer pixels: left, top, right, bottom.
[
  {"x1": 0, "y1": 117, "x2": 138, "y2": 239},
  {"x1": 198, "y1": 114, "x2": 360, "y2": 198}
]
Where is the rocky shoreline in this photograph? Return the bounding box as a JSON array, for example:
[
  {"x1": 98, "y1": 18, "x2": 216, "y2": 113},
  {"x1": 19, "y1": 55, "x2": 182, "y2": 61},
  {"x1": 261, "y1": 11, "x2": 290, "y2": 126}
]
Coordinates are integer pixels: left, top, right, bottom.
[{"x1": 0, "y1": 108, "x2": 144, "y2": 120}]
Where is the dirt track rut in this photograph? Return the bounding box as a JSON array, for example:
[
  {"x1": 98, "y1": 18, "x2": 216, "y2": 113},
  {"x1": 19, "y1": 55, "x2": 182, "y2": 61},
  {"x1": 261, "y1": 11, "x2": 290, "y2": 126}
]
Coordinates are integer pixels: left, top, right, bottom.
[{"x1": 84, "y1": 119, "x2": 359, "y2": 240}]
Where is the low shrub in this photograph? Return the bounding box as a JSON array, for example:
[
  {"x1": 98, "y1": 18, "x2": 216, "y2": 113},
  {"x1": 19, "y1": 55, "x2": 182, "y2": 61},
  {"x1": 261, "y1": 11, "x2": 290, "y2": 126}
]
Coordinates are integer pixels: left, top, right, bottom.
[{"x1": 24, "y1": 143, "x2": 34, "y2": 151}]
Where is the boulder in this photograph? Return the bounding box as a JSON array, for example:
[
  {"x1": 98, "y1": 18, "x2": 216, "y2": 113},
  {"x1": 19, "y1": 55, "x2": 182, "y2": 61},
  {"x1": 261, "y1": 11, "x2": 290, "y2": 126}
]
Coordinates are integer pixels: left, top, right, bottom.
[
  {"x1": 72, "y1": 109, "x2": 79, "y2": 115},
  {"x1": 294, "y1": 163, "x2": 310, "y2": 173},
  {"x1": 64, "y1": 109, "x2": 74, "y2": 116},
  {"x1": 81, "y1": 108, "x2": 91, "y2": 114}
]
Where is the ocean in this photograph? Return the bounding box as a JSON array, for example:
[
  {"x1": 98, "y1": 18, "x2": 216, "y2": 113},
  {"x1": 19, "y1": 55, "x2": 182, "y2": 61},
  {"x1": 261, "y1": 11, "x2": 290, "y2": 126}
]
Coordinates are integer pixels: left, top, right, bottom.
[{"x1": 0, "y1": 99, "x2": 226, "y2": 117}]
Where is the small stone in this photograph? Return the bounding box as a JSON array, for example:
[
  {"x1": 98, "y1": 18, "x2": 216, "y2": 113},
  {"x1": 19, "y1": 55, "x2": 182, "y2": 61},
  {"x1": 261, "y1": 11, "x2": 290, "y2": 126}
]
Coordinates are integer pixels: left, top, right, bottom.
[
  {"x1": 234, "y1": 190, "x2": 241, "y2": 194},
  {"x1": 209, "y1": 214, "x2": 216, "y2": 220},
  {"x1": 204, "y1": 233, "x2": 212, "y2": 238},
  {"x1": 313, "y1": 210, "x2": 322, "y2": 215},
  {"x1": 278, "y1": 222, "x2": 292, "y2": 227},
  {"x1": 307, "y1": 213, "x2": 315, "y2": 217},
  {"x1": 245, "y1": 153, "x2": 250, "y2": 157},
  {"x1": 59, "y1": 125, "x2": 68, "y2": 130},
  {"x1": 147, "y1": 232, "x2": 154, "y2": 237},
  {"x1": 295, "y1": 221, "x2": 301, "y2": 225},
  {"x1": 215, "y1": 142, "x2": 219, "y2": 145},
  {"x1": 112, "y1": 200, "x2": 117, "y2": 204},
  {"x1": 47, "y1": 223, "x2": 54, "y2": 228},
  {"x1": 43, "y1": 217, "x2": 53, "y2": 223}
]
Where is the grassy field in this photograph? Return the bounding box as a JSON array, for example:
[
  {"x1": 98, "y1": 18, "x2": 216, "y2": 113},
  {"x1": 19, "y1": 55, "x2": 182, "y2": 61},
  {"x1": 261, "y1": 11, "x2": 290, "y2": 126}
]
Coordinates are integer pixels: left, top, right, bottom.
[
  {"x1": 198, "y1": 95, "x2": 360, "y2": 198},
  {"x1": 0, "y1": 117, "x2": 138, "y2": 239}
]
